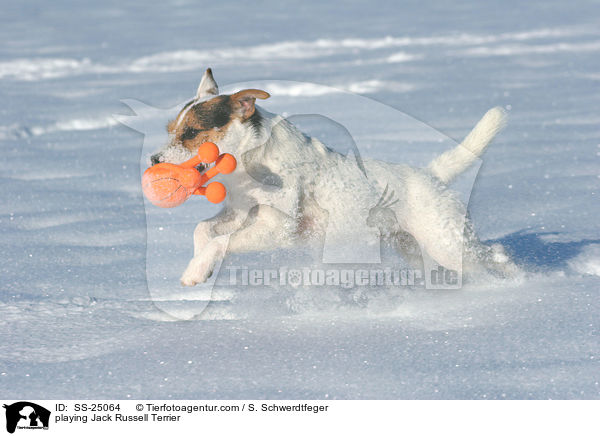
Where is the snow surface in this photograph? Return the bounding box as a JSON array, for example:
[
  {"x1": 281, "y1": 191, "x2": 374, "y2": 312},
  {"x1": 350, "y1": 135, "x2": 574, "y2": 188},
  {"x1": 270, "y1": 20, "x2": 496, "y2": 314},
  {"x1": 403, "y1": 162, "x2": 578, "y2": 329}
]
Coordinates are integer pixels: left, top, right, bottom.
[{"x1": 1, "y1": 0, "x2": 599, "y2": 399}]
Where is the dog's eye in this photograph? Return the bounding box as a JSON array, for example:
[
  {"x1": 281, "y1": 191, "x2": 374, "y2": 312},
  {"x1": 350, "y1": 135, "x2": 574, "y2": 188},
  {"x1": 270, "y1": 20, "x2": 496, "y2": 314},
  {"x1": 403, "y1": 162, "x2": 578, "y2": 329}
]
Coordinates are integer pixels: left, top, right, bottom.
[{"x1": 181, "y1": 127, "x2": 201, "y2": 141}]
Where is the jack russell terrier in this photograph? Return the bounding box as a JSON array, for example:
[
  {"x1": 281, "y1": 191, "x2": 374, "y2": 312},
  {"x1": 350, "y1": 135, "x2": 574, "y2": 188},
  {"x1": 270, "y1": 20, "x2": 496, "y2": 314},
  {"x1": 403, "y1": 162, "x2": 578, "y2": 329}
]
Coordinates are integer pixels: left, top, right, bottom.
[{"x1": 150, "y1": 68, "x2": 516, "y2": 287}]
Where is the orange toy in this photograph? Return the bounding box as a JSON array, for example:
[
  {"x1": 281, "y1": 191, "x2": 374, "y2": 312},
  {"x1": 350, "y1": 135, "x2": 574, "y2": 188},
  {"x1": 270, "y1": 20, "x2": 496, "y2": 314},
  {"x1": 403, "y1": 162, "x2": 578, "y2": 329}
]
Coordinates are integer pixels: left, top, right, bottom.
[{"x1": 142, "y1": 142, "x2": 237, "y2": 208}]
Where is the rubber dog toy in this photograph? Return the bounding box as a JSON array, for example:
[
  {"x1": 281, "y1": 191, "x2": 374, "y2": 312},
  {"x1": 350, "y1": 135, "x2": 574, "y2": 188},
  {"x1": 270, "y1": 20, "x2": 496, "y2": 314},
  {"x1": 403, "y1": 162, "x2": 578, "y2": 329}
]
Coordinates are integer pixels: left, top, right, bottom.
[{"x1": 142, "y1": 142, "x2": 237, "y2": 208}]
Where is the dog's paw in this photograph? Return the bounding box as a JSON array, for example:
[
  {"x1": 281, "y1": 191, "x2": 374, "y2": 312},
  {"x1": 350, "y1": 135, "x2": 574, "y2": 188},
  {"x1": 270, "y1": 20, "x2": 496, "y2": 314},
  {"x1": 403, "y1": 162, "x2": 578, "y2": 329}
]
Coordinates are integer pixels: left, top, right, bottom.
[
  {"x1": 180, "y1": 269, "x2": 212, "y2": 287},
  {"x1": 180, "y1": 235, "x2": 228, "y2": 287},
  {"x1": 180, "y1": 273, "x2": 201, "y2": 287},
  {"x1": 180, "y1": 277, "x2": 197, "y2": 287},
  {"x1": 180, "y1": 260, "x2": 214, "y2": 287}
]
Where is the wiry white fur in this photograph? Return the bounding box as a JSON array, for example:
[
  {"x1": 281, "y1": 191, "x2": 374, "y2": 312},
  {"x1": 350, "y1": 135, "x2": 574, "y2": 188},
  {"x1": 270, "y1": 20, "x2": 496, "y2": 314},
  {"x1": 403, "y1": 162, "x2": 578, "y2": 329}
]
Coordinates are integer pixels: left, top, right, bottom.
[
  {"x1": 158, "y1": 138, "x2": 194, "y2": 163},
  {"x1": 156, "y1": 73, "x2": 516, "y2": 286},
  {"x1": 428, "y1": 106, "x2": 507, "y2": 184}
]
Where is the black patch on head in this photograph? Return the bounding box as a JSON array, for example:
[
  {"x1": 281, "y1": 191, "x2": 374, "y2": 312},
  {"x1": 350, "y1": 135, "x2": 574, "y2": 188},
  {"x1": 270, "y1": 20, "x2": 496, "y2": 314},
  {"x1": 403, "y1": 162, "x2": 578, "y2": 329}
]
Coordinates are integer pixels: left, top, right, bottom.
[
  {"x1": 192, "y1": 95, "x2": 232, "y2": 129},
  {"x1": 181, "y1": 127, "x2": 200, "y2": 141},
  {"x1": 247, "y1": 109, "x2": 263, "y2": 133}
]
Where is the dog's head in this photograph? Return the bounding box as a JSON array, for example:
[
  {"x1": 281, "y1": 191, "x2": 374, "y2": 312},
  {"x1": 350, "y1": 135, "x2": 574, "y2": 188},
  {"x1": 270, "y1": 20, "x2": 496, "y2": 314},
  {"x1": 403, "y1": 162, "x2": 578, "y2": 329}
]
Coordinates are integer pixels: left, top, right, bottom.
[{"x1": 150, "y1": 68, "x2": 270, "y2": 165}]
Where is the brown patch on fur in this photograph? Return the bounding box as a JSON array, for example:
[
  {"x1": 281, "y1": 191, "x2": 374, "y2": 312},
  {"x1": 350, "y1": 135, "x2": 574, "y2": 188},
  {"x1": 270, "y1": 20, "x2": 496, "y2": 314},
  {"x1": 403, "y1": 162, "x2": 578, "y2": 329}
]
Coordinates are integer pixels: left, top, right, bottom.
[
  {"x1": 230, "y1": 89, "x2": 270, "y2": 120},
  {"x1": 166, "y1": 89, "x2": 269, "y2": 153},
  {"x1": 181, "y1": 123, "x2": 231, "y2": 152},
  {"x1": 167, "y1": 119, "x2": 177, "y2": 134},
  {"x1": 170, "y1": 95, "x2": 233, "y2": 152}
]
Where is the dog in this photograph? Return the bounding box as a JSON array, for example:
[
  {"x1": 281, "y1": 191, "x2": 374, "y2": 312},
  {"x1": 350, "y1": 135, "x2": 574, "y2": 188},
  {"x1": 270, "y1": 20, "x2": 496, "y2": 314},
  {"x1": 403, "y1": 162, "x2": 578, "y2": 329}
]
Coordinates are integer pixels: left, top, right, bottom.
[{"x1": 150, "y1": 68, "x2": 516, "y2": 287}]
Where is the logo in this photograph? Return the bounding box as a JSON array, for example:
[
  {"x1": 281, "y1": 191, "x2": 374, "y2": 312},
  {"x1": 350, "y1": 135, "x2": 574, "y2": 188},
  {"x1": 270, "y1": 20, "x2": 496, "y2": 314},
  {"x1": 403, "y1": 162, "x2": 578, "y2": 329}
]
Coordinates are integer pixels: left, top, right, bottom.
[{"x1": 3, "y1": 402, "x2": 50, "y2": 434}]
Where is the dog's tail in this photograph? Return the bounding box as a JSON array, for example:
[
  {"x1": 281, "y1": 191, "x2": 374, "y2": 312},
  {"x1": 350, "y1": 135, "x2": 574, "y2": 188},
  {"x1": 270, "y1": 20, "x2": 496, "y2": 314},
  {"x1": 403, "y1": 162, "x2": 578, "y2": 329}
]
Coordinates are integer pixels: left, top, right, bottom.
[{"x1": 428, "y1": 106, "x2": 507, "y2": 184}]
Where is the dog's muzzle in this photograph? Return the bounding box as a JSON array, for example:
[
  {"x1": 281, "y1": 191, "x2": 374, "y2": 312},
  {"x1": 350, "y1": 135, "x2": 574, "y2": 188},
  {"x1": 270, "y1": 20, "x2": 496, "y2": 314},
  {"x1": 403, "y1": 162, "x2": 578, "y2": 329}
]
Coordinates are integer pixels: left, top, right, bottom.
[{"x1": 150, "y1": 153, "x2": 161, "y2": 166}]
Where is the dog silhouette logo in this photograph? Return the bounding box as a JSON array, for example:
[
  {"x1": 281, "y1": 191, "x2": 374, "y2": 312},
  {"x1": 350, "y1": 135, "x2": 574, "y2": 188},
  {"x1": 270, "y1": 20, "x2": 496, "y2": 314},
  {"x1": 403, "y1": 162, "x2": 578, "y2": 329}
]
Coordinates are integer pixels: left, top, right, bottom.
[{"x1": 3, "y1": 402, "x2": 50, "y2": 434}]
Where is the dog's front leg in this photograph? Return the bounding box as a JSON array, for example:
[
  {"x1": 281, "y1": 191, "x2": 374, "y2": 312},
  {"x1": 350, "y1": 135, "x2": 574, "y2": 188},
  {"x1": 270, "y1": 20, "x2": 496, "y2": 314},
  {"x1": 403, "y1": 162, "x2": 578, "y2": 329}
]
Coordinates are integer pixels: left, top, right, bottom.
[
  {"x1": 226, "y1": 205, "x2": 297, "y2": 253},
  {"x1": 181, "y1": 208, "x2": 248, "y2": 287},
  {"x1": 180, "y1": 205, "x2": 297, "y2": 286},
  {"x1": 190, "y1": 208, "x2": 243, "y2": 256},
  {"x1": 180, "y1": 234, "x2": 230, "y2": 286}
]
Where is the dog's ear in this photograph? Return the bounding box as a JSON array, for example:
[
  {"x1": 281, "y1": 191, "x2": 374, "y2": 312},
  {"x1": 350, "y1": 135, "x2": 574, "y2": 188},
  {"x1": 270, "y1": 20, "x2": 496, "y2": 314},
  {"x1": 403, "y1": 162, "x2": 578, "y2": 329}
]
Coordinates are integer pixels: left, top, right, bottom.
[
  {"x1": 230, "y1": 89, "x2": 270, "y2": 120},
  {"x1": 196, "y1": 68, "x2": 219, "y2": 99}
]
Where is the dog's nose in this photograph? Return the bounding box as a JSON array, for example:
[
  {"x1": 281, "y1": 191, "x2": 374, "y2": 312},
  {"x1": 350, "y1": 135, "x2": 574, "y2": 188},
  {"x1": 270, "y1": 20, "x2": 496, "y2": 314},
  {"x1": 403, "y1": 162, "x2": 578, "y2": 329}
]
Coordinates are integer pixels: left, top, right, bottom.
[{"x1": 150, "y1": 154, "x2": 161, "y2": 166}]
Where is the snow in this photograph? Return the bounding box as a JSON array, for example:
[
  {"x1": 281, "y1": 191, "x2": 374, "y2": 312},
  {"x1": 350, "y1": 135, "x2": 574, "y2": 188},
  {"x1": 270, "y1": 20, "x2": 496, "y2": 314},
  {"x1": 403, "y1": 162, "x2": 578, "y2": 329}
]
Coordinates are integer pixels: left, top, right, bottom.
[
  {"x1": 1, "y1": 0, "x2": 598, "y2": 399},
  {"x1": 569, "y1": 244, "x2": 600, "y2": 276}
]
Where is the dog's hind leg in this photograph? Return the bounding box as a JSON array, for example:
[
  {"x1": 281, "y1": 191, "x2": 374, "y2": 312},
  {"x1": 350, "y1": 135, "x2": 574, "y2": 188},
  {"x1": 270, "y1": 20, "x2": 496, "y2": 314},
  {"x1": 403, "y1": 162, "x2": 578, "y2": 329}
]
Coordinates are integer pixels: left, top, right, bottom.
[
  {"x1": 401, "y1": 182, "x2": 517, "y2": 278},
  {"x1": 226, "y1": 205, "x2": 298, "y2": 253},
  {"x1": 461, "y1": 219, "x2": 519, "y2": 277},
  {"x1": 390, "y1": 230, "x2": 424, "y2": 268}
]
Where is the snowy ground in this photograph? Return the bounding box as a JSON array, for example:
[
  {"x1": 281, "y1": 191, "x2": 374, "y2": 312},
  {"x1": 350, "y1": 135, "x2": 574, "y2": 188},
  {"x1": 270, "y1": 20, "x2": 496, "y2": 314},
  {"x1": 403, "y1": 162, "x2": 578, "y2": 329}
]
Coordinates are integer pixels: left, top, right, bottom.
[{"x1": 1, "y1": 0, "x2": 599, "y2": 399}]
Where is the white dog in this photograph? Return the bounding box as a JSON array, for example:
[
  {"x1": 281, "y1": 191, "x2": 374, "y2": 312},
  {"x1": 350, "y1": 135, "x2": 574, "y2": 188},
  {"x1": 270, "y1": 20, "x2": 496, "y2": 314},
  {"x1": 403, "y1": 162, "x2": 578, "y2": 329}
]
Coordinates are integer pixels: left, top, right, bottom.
[{"x1": 150, "y1": 68, "x2": 515, "y2": 286}]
